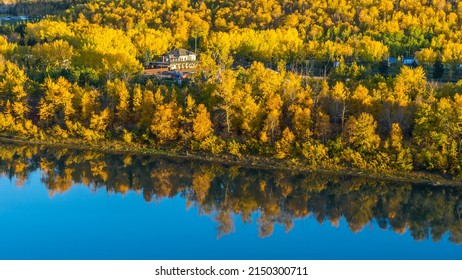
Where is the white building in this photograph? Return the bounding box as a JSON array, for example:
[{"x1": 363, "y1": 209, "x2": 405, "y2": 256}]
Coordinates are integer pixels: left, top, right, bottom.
[{"x1": 153, "y1": 49, "x2": 198, "y2": 70}]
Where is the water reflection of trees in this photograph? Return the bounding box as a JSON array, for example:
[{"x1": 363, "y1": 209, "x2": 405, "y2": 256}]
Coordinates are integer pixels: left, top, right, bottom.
[{"x1": 1, "y1": 143, "x2": 461, "y2": 243}]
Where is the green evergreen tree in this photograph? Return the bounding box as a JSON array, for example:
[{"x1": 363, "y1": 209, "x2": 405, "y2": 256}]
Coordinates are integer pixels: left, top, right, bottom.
[{"x1": 433, "y1": 56, "x2": 444, "y2": 80}]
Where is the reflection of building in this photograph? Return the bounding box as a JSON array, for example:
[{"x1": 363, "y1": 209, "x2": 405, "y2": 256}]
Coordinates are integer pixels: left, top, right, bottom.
[{"x1": 152, "y1": 48, "x2": 198, "y2": 70}]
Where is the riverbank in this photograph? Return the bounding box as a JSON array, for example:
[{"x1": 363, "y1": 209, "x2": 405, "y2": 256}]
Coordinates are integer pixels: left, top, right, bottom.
[{"x1": 0, "y1": 135, "x2": 461, "y2": 188}]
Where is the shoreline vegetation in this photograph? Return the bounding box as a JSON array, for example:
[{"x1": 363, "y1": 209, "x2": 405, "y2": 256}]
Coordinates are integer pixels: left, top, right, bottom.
[
  {"x1": 1, "y1": 1, "x2": 462, "y2": 183},
  {"x1": 1, "y1": 136, "x2": 461, "y2": 188}
]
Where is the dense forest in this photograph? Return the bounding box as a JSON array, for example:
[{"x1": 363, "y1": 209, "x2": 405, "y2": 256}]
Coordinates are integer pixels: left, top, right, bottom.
[
  {"x1": 1, "y1": 144, "x2": 462, "y2": 242},
  {"x1": 1, "y1": 0, "x2": 462, "y2": 175}
]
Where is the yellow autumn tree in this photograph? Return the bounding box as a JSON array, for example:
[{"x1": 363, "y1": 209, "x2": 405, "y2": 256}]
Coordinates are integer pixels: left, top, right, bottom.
[
  {"x1": 275, "y1": 128, "x2": 295, "y2": 159},
  {"x1": 386, "y1": 123, "x2": 413, "y2": 170},
  {"x1": 150, "y1": 102, "x2": 182, "y2": 144},
  {"x1": 344, "y1": 113, "x2": 381, "y2": 153},
  {"x1": 106, "y1": 79, "x2": 130, "y2": 126},
  {"x1": 192, "y1": 104, "x2": 214, "y2": 141},
  {"x1": 39, "y1": 77, "x2": 75, "y2": 128}
]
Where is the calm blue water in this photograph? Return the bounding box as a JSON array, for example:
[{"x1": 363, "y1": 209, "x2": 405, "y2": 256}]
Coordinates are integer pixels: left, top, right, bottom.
[{"x1": 0, "y1": 168, "x2": 460, "y2": 260}]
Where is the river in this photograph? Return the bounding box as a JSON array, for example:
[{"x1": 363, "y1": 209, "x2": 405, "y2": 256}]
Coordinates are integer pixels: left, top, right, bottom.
[{"x1": 0, "y1": 143, "x2": 460, "y2": 259}]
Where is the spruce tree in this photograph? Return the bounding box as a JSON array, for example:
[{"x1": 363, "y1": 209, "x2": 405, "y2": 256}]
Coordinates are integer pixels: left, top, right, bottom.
[{"x1": 433, "y1": 56, "x2": 444, "y2": 80}]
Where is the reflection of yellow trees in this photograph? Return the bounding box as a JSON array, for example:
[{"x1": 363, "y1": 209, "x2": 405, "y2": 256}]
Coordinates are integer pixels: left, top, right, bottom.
[
  {"x1": 257, "y1": 213, "x2": 275, "y2": 238},
  {"x1": 90, "y1": 161, "x2": 108, "y2": 182},
  {"x1": 192, "y1": 167, "x2": 213, "y2": 204},
  {"x1": 42, "y1": 166, "x2": 74, "y2": 197},
  {"x1": 215, "y1": 210, "x2": 235, "y2": 238},
  {"x1": 449, "y1": 221, "x2": 462, "y2": 245},
  {"x1": 150, "y1": 165, "x2": 178, "y2": 199},
  {"x1": 343, "y1": 194, "x2": 378, "y2": 233},
  {"x1": 1, "y1": 143, "x2": 462, "y2": 243}
]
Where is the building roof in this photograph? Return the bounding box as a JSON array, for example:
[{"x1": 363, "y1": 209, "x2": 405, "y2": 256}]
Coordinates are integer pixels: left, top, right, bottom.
[{"x1": 166, "y1": 48, "x2": 196, "y2": 57}]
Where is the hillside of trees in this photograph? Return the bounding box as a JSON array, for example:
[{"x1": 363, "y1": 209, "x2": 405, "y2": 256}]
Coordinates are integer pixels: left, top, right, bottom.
[{"x1": 1, "y1": 0, "x2": 462, "y2": 176}]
